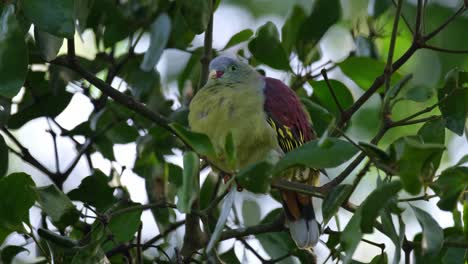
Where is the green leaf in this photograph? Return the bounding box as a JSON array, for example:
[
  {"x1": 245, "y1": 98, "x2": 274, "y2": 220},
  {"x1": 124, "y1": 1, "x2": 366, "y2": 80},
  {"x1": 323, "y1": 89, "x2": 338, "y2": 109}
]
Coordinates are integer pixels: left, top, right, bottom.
[
  {"x1": 141, "y1": 13, "x2": 171, "y2": 72},
  {"x1": 0, "y1": 5, "x2": 28, "y2": 99},
  {"x1": 169, "y1": 123, "x2": 216, "y2": 158},
  {"x1": 37, "y1": 228, "x2": 78, "y2": 248},
  {"x1": 257, "y1": 209, "x2": 296, "y2": 263},
  {"x1": 248, "y1": 22, "x2": 290, "y2": 70},
  {"x1": 220, "y1": 248, "x2": 240, "y2": 264},
  {"x1": 22, "y1": 0, "x2": 75, "y2": 38},
  {"x1": 0, "y1": 134, "x2": 8, "y2": 178},
  {"x1": 34, "y1": 27, "x2": 63, "y2": 61},
  {"x1": 369, "y1": 0, "x2": 392, "y2": 17},
  {"x1": 300, "y1": 98, "x2": 334, "y2": 136},
  {"x1": 242, "y1": 200, "x2": 261, "y2": 227},
  {"x1": 359, "y1": 142, "x2": 392, "y2": 164},
  {"x1": 438, "y1": 69, "x2": 468, "y2": 136},
  {"x1": 68, "y1": 170, "x2": 115, "y2": 211},
  {"x1": 386, "y1": 73, "x2": 413, "y2": 100},
  {"x1": 281, "y1": 5, "x2": 306, "y2": 54},
  {"x1": 0, "y1": 97, "x2": 11, "y2": 126},
  {"x1": 339, "y1": 57, "x2": 403, "y2": 91},
  {"x1": 223, "y1": 29, "x2": 253, "y2": 50},
  {"x1": 417, "y1": 118, "x2": 445, "y2": 185},
  {"x1": 177, "y1": 151, "x2": 200, "y2": 213},
  {"x1": 464, "y1": 201, "x2": 468, "y2": 239},
  {"x1": 310, "y1": 79, "x2": 354, "y2": 118},
  {"x1": 108, "y1": 203, "x2": 142, "y2": 243},
  {"x1": 403, "y1": 85, "x2": 435, "y2": 102},
  {"x1": 360, "y1": 181, "x2": 402, "y2": 233},
  {"x1": 105, "y1": 122, "x2": 139, "y2": 144},
  {"x1": 341, "y1": 181, "x2": 402, "y2": 261},
  {"x1": 0, "y1": 173, "x2": 36, "y2": 244},
  {"x1": 236, "y1": 161, "x2": 274, "y2": 194},
  {"x1": 298, "y1": 0, "x2": 341, "y2": 46},
  {"x1": 322, "y1": 184, "x2": 353, "y2": 225},
  {"x1": 411, "y1": 205, "x2": 444, "y2": 255},
  {"x1": 36, "y1": 185, "x2": 79, "y2": 229},
  {"x1": 380, "y1": 209, "x2": 404, "y2": 264},
  {"x1": 1, "y1": 245, "x2": 29, "y2": 263},
  {"x1": 200, "y1": 172, "x2": 217, "y2": 210},
  {"x1": 432, "y1": 167, "x2": 468, "y2": 211},
  {"x1": 274, "y1": 138, "x2": 359, "y2": 173},
  {"x1": 74, "y1": 0, "x2": 94, "y2": 34},
  {"x1": 391, "y1": 136, "x2": 445, "y2": 194},
  {"x1": 224, "y1": 131, "x2": 236, "y2": 168},
  {"x1": 180, "y1": 0, "x2": 210, "y2": 34}
]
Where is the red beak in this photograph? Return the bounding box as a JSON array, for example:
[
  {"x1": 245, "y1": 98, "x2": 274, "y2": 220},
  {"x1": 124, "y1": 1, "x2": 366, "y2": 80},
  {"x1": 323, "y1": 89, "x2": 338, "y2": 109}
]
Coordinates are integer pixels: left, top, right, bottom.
[{"x1": 216, "y1": 71, "x2": 224, "y2": 78}]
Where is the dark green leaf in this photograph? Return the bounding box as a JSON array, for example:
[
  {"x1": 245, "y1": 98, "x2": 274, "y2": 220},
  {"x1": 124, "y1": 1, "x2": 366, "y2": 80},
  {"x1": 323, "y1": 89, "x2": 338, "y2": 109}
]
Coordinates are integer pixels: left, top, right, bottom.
[
  {"x1": 177, "y1": 151, "x2": 200, "y2": 213},
  {"x1": 411, "y1": 205, "x2": 444, "y2": 255},
  {"x1": 360, "y1": 181, "x2": 402, "y2": 233},
  {"x1": 169, "y1": 123, "x2": 216, "y2": 158},
  {"x1": 242, "y1": 200, "x2": 261, "y2": 227},
  {"x1": 36, "y1": 185, "x2": 79, "y2": 229},
  {"x1": 94, "y1": 135, "x2": 115, "y2": 161},
  {"x1": 248, "y1": 22, "x2": 290, "y2": 70},
  {"x1": 310, "y1": 79, "x2": 354, "y2": 118},
  {"x1": 0, "y1": 5, "x2": 28, "y2": 99},
  {"x1": 274, "y1": 138, "x2": 359, "y2": 173},
  {"x1": 369, "y1": 253, "x2": 388, "y2": 264},
  {"x1": 300, "y1": 98, "x2": 334, "y2": 136},
  {"x1": 68, "y1": 170, "x2": 115, "y2": 211},
  {"x1": 391, "y1": 136, "x2": 445, "y2": 194},
  {"x1": 464, "y1": 201, "x2": 468, "y2": 239},
  {"x1": 237, "y1": 161, "x2": 274, "y2": 193},
  {"x1": 322, "y1": 184, "x2": 352, "y2": 225},
  {"x1": 281, "y1": 5, "x2": 306, "y2": 54},
  {"x1": 438, "y1": 69, "x2": 468, "y2": 136},
  {"x1": 220, "y1": 248, "x2": 240, "y2": 264},
  {"x1": 0, "y1": 173, "x2": 36, "y2": 244},
  {"x1": 403, "y1": 85, "x2": 435, "y2": 102},
  {"x1": 417, "y1": 118, "x2": 445, "y2": 185},
  {"x1": 108, "y1": 203, "x2": 142, "y2": 243},
  {"x1": 386, "y1": 74, "x2": 413, "y2": 100},
  {"x1": 34, "y1": 27, "x2": 63, "y2": 61},
  {"x1": 370, "y1": 0, "x2": 392, "y2": 17},
  {"x1": 106, "y1": 122, "x2": 139, "y2": 144},
  {"x1": 432, "y1": 167, "x2": 468, "y2": 211},
  {"x1": 181, "y1": 0, "x2": 210, "y2": 34},
  {"x1": 37, "y1": 228, "x2": 78, "y2": 248},
  {"x1": 299, "y1": 0, "x2": 341, "y2": 45},
  {"x1": 223, "y1": 29, "x2": 253, "y2": 50},
  {"x1": 74, "y1": 0, "x2": 94, "y2": 34},
  {"x1": 0, "y1": 97, "x2": 11, "y2": 126},
  {"x1": 141, "y1": 13, "x2": 171, "y2": 72},
  {"x1": 200, "y1": 172, "x2": 217, "y2": 210},
  {"x1": 22, "y1": 0, "x2": 75, "y2": 38},
  {"x1": 0, "y1": 135, "x2": 8, "y2": 178},
  {"x1": 359, "y1": 142, "x2": 392, "y2": 164},
  {"x1": 339, "y1": 57, "x2": 403, "y2": 91},
  {"x1": 1, "y1": 245, "x2": 29, "y2": 263}
]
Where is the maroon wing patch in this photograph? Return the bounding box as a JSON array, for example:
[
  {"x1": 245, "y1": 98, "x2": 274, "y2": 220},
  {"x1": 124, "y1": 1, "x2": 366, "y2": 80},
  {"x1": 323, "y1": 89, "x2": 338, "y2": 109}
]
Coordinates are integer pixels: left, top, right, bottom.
[{"x1": 263, "y1": 77, "x2": 313, "y2": 152}]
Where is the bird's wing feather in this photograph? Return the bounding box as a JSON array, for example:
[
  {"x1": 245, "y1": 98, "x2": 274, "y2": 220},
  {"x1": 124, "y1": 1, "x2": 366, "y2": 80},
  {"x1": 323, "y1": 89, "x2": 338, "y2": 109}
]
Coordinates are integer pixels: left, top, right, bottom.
[{"x1": 263, "y1": 77, "x2": 314, "y2": 152}]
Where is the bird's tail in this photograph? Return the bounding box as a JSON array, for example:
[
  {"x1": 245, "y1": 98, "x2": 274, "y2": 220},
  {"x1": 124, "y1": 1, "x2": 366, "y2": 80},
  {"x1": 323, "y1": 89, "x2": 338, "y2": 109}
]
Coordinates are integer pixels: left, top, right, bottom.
[{"x1": 281, "y1": 190, "x2": 320, "y2": 249}]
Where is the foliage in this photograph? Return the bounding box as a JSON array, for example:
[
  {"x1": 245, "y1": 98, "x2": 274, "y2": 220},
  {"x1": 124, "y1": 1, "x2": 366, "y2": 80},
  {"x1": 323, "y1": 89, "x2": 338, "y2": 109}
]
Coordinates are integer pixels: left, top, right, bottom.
[{"x1": 0, "y1": 0, "x2": 467, "y2": 263}]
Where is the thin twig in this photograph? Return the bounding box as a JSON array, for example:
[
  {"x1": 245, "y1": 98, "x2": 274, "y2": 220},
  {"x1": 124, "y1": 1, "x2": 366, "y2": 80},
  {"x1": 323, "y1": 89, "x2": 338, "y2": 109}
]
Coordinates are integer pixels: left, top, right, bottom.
[
  {"x1": 321, "y1": 69, "x2": 344, "y2": 115},
  {"x1": 423, "y1": 5, "x2": 466, "y2": 42},
  {"x1": 423, "y1": 44, "x2": 468, "y2": 54},
  {"x1": 398, "y1": 194, "x2": 437, "y2": 202}
]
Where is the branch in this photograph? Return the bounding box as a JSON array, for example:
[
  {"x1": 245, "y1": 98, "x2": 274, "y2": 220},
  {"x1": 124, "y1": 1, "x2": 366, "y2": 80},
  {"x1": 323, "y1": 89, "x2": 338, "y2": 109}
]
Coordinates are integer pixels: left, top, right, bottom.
[
  {"x1": 219, "y1": 213, "x2": 285, "y2": 241},
  {"x1": 1, "y1": 126, "x2": 59, "y2": 184},
  {"x1": 197, "y1": 0, "x2": 214, "y2": 91},
  {"x1": 384, "y1": 0, "x2": 404, "y2": 94}
]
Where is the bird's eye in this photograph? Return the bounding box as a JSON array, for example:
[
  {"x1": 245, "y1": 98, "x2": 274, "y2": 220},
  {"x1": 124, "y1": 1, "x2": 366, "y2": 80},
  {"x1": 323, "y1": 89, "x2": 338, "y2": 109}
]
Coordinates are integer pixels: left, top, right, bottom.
[{"x1": 228, "y1": 65, "x2": 237, "y2": 72}]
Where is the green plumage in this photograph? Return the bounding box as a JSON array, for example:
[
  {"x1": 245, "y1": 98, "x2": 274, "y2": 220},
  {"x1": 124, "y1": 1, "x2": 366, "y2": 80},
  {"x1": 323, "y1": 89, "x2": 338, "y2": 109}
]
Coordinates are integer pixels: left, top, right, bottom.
[{"x1": 188, "y1": 80, "x2": 280, "y2": 172}]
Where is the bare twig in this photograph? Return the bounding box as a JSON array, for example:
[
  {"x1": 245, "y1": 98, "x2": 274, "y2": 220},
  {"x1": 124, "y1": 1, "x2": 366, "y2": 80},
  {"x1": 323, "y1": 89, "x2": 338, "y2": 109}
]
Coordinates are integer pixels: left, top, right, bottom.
[
  {"x1": 321, "y1": 68, "x2": 344, "y2": 115},
  {"x1": 423, "y1": 44, "x2": 468, "y2": 54}
]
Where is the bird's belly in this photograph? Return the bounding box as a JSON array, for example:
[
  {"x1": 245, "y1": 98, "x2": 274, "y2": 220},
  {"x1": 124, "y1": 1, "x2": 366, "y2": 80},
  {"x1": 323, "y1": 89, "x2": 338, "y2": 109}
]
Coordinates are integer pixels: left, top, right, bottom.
[{"x1": 189, "y1": 94, "x2": 279, "y2": 171}]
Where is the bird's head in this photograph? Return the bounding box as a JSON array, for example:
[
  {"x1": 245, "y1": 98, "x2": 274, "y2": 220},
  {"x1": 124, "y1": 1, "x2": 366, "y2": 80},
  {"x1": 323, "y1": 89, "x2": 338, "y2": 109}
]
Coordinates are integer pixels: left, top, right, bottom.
[{"x1": 206, "y1": 56, "x2": 261, "y2": 87}]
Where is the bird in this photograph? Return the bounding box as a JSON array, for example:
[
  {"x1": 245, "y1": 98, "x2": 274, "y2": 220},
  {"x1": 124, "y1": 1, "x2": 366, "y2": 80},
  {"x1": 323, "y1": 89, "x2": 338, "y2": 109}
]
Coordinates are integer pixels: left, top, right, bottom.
[{"x1": 188, "y1": 56, "x2": 320, "y2": 249}]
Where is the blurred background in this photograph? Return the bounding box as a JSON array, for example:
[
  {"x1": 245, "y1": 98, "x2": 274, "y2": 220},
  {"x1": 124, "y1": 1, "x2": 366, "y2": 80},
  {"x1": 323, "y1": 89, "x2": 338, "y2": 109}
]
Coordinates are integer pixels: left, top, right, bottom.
[{"x1": 2, "y1": 0, "x2": 468, "y2": 262}]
